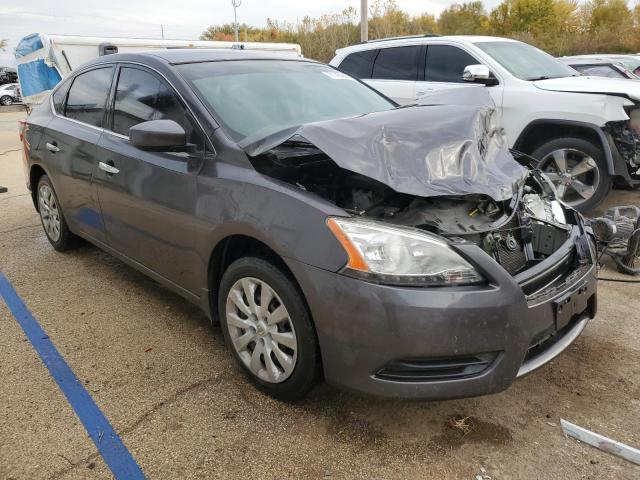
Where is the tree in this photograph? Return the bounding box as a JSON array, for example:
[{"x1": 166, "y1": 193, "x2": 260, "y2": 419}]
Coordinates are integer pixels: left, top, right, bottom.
[
  {"x1": 438, "y1": 2, "x2": 489, "y2": 35},
  {"x1": 0, "y1": 39, "x2": 7, "y2": 51}
]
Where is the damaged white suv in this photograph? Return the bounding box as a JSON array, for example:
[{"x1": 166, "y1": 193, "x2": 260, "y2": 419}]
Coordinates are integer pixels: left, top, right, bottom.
[{"x1": 330, "y1": 36, "x2": 640, "y2": 211}]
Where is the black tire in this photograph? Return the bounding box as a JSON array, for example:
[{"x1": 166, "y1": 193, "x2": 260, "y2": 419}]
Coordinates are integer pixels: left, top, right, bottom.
[
  {"x1": 532, "y1": 137, "x2": 612, "y2": 212},
  {"x1": 0, "y1": 95, "x2": 13, "y2": 106},
  {"x1": 218, "y1": 257, "x2": 320, "y2": 400},
  {"x1": 36, "y1": 175, "x2": 81, "y2": 251}
]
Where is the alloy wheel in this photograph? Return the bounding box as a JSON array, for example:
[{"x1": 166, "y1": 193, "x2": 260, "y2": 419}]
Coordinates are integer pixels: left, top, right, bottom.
[
  {"x1": 38, "y1": 184, "x2": 61, "y2": 242},
  {"x1": 0, "y1": 96, "x2": 12, "y2": 106},
  {"x1": 225, "y1": 277, "x2": 298, "y2": 383},
  {"x1": 540, "y1": 148, "x2": 600, "y2": 207}
]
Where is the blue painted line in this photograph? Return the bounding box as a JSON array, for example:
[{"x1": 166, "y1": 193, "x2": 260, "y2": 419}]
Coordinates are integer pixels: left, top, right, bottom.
[{"x1": 0, "y1": 273, "x2": 145, "y2": 479}]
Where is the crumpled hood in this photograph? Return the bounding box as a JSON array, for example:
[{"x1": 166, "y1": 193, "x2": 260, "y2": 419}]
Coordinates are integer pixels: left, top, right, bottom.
[
  {"x1": 534, "y1": 76, "x2": 640, "y2": 101},
  {"x1": 240, "y1": 104, "x2": 528, "y2": 202}
]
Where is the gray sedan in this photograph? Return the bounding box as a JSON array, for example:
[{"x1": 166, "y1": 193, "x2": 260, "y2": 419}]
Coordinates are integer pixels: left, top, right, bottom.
[{"x1": 21, "y1": 50, "x2": 597, "y2": 400}]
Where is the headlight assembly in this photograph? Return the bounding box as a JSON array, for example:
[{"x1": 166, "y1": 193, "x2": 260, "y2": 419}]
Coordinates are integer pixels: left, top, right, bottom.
[{"x1": 327, "y1": 217, "x2": 484, "y2": 286}]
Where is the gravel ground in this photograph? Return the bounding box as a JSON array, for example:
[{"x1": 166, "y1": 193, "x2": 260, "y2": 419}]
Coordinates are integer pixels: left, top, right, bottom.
[{"x1": 1, "y1": 110, "x2": 639, "y2": 479}]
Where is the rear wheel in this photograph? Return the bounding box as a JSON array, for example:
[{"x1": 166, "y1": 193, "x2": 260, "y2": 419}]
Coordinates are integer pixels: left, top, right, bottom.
[
  {"x1": 0, "y1": 95, "x2": 13, "y2": 106},
  {"x1": 37, "y1": 175, "x2": 80, "y2": 251},
  {"x1": 532, "y1": 137, "x2": 612, "y2": 212},
  {"x1": 218, "y1": 257, "x2": 320, "y2": 400}
]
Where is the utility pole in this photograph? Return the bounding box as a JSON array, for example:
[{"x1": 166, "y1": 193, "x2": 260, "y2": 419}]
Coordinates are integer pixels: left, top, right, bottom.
[
  {"x1": 360, "y1": 0, "x2": 368, "y2": 42},
  {"x1": 160, "y1": 24, "x2": 165, "y2": 40},
  {"x1": 232, "y1": 0, "x2": 242, "y2": 42}
]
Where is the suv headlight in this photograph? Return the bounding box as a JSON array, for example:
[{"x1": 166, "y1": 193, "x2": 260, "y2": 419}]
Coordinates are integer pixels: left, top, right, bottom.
[{"x1": 327, "y1": 217, "x2": 484, "y2": 286}]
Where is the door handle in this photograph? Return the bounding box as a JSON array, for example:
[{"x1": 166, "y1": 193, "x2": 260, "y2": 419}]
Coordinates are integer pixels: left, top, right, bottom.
[
  {"x1": 99, "y1": 161, "x2": 119, "y2": 175},
  {"x1": 46, "y1": 142, "x2": 60, "y2": 153}
]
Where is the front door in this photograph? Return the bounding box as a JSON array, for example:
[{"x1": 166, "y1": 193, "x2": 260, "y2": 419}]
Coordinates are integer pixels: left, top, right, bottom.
[{"x1": 94, "y1": 65, "x2": 208, "y2": 293}]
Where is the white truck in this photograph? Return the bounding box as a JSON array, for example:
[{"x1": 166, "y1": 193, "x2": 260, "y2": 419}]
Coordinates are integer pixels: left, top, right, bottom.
[
  {"x1": 14, "y1": 33, "x2": 302, "y2": 106},
  {"x1": 330, "y1": 35, "x2": 640, "y2": 211}
]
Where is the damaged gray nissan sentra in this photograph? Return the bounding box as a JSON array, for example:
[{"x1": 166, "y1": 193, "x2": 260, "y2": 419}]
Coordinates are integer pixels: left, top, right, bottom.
[{"x1": 22, "y1": 50, "x2": 598, "y2": 400}]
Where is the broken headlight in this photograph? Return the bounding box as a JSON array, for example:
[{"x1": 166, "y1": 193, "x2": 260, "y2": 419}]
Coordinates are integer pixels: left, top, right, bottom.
[{"x1": 327, "y1": 217, "x2": 484, "y2": 286}]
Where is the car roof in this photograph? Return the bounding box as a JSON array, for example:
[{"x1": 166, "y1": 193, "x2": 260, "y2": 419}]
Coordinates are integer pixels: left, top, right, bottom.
[
  {"x1": 81, "y1": 48, "x2": 313, "y2": 68},
  {"x1": 336, "y1": 35, "x2": 517, "y2": 53}
]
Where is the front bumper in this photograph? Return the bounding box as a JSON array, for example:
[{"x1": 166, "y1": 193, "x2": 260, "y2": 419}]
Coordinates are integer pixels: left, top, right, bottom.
[{"x1": 286, "y1": 227, "x2": 597, "y2": 399}]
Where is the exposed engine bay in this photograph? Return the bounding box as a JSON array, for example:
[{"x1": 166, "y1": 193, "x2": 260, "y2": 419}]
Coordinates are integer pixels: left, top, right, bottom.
[
  {"x1": 605, "y1": 111, "x2": 640, "y2": 182},
  {"x1": 251, "y1": 139, "x2": 576, "y2": 276}
]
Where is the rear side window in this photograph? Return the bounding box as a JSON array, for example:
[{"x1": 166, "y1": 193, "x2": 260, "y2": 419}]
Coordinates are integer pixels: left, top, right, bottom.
[
  {"x1": 573, "y1": 65, "x2": 625, "y2": 79},
  {"x1": 372, "y1": 46, "x2": 421, "y2": 81},
  {"x1": 65, "y1": 67, "x2": 113, "y2": 127},
  {"x1": 52, "y1": 80, "x2": 71, "y2": 114},
  {"x1": 426, "y1": 45, "x2": 478, "y2": 83},
  {"x1": 112, "y1": 66, "x2": 204, "y2": 150},
  {"x1": 338, "y1": 50, "x2": 378, "y2": 79}
]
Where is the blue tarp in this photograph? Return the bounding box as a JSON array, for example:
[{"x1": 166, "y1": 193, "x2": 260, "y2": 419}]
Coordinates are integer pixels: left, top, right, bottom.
[
  {"x1": 17, "y1": 60, "x2": 61, "y2": 97},
  {"x1": 15, "y1": 33, "x2": 44, "y2": 58}
]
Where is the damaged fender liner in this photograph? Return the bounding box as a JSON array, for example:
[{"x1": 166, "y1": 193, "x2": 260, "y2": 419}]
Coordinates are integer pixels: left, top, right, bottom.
[{"x1": 240, "y1": 104, "x2": 528, "y2": 202}]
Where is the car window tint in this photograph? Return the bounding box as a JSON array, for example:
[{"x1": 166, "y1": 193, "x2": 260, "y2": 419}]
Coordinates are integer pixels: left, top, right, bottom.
[
  {"x1": 338, "y1": 50, "x2": 378, "y2": 79},
  {"x1": 573, "y1": 65, "x2": 625, "y2": 79},
  {"x1": 5, "y1": 85, "x2": 15, "y2": 91},
  {"x1": 372, "y1": 46, "x2": 420, "y2": 80},
  {"x1": 113, "y1": 67, "x2": 204, "y2": 151},
  {"x1": 65, "y1": 67, "x2": 113, "y2": 127},
  {"x1": 113, "y1": 67, "x2": 161, "y2": 135},
  {"x1": 52, "y1": 80, "x2": 71, "y2": 114},
  {"x1": 426, "y1": 45, "x2": 479, "y2": 83}
]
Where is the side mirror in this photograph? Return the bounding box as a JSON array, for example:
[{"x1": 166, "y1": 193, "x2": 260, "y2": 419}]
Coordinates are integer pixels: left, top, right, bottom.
[
  {"x1": 462, "y1": 64, "x2": 497, "y2": 85},
  {"x1": 129, "y1": 119, "x2": 187, "y2": 151}
]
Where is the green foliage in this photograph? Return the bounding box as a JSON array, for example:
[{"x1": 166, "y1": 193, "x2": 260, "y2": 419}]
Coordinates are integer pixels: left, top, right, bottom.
[{"x1": 200, "y1": 0, "x2": 640, "y2": 62}]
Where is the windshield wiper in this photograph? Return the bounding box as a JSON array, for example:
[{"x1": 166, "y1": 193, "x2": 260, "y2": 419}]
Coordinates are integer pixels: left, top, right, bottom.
[{"x1": 527, "y1": 75, "x2": 551, "y2": 81}]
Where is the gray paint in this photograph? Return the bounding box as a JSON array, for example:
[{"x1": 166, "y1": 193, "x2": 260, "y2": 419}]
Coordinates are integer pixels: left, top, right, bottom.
[{"x1": 23, "y1": 50, "x2": 598, "y2": 399}]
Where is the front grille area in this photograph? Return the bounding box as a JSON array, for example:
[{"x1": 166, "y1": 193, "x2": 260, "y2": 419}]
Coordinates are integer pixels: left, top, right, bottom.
[
  {"x1": 482, "y1": 214, "x2": 527, "y2": 275},
  {"x1": 375, "y1": 352, "x2": 499, "y2": 382}
]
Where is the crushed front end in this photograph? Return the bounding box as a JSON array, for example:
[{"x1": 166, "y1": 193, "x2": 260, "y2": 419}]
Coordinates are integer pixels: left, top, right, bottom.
[
  {"x1": 604, "y1": 106, "x2": 640, "y2": 186},
  {"x1": 245, "y1": 103, "x2": 597, "y2": 398}
]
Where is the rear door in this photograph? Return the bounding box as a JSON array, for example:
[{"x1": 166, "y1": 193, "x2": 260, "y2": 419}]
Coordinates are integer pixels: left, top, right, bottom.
[
  {"x1": 94, "y1": 64, "x2": 208, "y2": 293},
  {"x1": 41, "y1": 66, "x2": 114, "y2": 242},
  {"x1": 365, "y1": 45, "x2": 423, "y2": 104}
]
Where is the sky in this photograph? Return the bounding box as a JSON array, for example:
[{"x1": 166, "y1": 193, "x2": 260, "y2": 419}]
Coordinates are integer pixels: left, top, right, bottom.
[{"x1": 0, "y1": 0, "x2": 499, "y2": 66}]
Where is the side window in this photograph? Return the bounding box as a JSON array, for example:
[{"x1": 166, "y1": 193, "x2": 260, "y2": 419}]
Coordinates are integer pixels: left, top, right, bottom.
[
  {"x1": 426, "y1": 45, "x2": 479, "y2": 83},
  {"x1": 573, "y1": 65, "x2": 625, "y2": 79},
  {"x1": 65, "y1": 68, "x2": 113, "y2": 127},
  {"x1": 372, "y1": 46, "x2": 421, "y2": 81},
  {"x1": 52, "y1": 79, "x2": 71, "y2": 114},
  {"x1": 112, "y1": 66, "x2": 204, "y2": 151},
  {"x1": 338, "y1": 50, "x2": 378, "y2": 79}
]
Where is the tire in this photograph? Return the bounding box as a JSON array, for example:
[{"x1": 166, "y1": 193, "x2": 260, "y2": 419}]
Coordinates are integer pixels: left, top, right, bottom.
[
  {"x1": 532, "y1": 137, "x2": 612, "y2": 212},
  {"x1": 218, "y1": 257, "x2": 320, "y2": 400},
  {"x1": 36, "y1": 175, "x2": 81, "y2": 251},
  {"x1": 0, "y1": 95, "x2": 13, "y2": 106}
]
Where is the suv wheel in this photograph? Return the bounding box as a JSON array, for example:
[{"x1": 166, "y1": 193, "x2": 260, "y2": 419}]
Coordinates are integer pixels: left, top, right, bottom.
[
  {"x1": 532, "y1": 137, "x2": 612, "y2": 212},
  {"x1": 37, "y1": 175, "x2": 80, "y2": 251},
  {"x1": 0, "y1": 95, "x2": 13, "y2": 106},
  {"x1": 218, "y1": 257, "x2": 320, "y2": 400}
]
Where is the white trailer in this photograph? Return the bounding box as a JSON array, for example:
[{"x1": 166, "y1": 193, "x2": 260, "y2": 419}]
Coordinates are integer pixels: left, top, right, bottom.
[{"x1": 14, "y1": 33, "x2": 302, "y2": 105}]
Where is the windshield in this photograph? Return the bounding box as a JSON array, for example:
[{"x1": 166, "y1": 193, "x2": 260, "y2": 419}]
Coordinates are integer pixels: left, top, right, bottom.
[
  {"x1": 475, "y1": 41, "x2": 579, "y2": 81},
  {"x1": 178, "y1": 60, "x2": 395, "y2": 143}
]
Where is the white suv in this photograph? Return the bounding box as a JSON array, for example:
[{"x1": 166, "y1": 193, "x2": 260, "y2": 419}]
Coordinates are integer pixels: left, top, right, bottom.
[{"x1": 330, "y1": 35, "x2": 640, "y2": 211}]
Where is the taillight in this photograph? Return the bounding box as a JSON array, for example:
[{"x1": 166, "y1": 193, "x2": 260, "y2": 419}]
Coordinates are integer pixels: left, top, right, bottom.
[{"x1": 18, "y1": 120, "x2": 27, "y2": 142}]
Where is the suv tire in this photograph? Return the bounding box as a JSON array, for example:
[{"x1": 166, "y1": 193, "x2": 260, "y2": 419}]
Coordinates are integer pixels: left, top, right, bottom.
[
  {"x1": 532, "y1": 137, "x2": 612, "y2": 212},
  {"x1": 0, "y1": 95, "x2": 13, "y2": 106}
]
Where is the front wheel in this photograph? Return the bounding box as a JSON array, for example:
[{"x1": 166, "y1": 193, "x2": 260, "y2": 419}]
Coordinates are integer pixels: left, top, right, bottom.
[
  {"x1": 0, "y1": 95, "x2": 13, "y2": 106},
  {"x1": 532, "y1": 137, "x2": 612, "y2": 212},
  {"x1": 218, "y1": 257, "x2": 320, "y2": 400}
]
